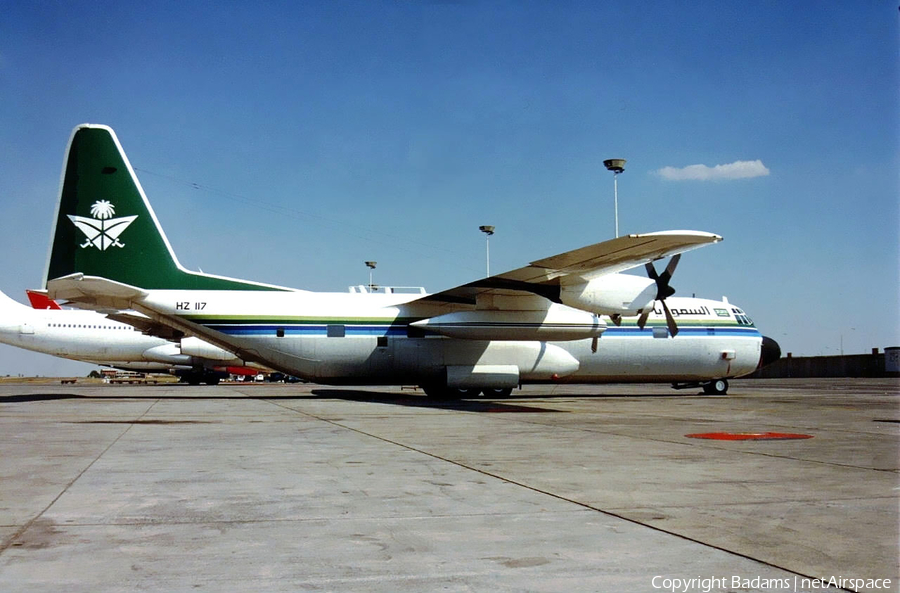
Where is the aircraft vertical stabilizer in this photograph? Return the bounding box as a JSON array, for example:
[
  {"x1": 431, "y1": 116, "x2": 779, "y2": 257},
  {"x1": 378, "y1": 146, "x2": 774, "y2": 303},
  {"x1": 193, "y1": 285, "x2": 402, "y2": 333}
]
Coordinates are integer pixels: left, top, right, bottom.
[{"x1": 44, "y1": 125, "x2": 283, "y2": 292}]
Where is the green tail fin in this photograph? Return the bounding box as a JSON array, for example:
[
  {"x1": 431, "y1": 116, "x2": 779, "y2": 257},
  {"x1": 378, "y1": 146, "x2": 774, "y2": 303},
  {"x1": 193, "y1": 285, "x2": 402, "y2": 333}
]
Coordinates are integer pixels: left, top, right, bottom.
[{"x1": 44, "y1": 124, "x2": 282, "y2": 291}]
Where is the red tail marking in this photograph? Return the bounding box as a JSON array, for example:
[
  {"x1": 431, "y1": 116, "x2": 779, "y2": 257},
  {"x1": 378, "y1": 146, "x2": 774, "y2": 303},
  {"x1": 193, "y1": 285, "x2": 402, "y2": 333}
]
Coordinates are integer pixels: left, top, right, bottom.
[{"x1": 26, "y1": 290, "x2": 62, "y2": 310}]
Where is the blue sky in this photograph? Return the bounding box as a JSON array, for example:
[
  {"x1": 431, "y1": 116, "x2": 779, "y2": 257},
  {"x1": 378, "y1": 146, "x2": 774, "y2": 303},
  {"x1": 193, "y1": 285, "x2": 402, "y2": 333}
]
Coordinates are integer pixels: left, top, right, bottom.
[{"x1": 0, "y1": 1, "x2": 897, "y2": 376}]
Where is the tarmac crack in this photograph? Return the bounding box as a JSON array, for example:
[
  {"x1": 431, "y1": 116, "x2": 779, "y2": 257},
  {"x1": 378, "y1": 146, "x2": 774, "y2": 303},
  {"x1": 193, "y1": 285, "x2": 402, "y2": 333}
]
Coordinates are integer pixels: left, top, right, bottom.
[{"x1": 603, "y1": 493, "x2": 900, "y2": 510}]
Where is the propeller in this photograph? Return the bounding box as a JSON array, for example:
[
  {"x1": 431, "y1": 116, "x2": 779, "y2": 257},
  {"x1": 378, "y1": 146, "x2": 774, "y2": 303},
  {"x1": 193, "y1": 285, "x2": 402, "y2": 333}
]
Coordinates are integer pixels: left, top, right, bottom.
[{"x1": 637, "y1": 254, "x2": 681, "y2": 337}]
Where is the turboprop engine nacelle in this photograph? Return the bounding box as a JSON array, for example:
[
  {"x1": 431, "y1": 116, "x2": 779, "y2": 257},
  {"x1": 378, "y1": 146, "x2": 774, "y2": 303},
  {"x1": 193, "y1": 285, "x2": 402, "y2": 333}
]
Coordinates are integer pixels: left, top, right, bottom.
[{"x1": 559, "y1": 273, "x2": 657, "y2": 316}]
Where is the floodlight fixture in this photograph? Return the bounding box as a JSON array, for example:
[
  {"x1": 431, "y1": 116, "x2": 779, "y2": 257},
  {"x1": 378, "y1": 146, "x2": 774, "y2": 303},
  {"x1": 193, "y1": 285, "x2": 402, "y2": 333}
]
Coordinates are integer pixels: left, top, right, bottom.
[{"x1": 603, "y1": 159, "x2": 626, "y2": 174}]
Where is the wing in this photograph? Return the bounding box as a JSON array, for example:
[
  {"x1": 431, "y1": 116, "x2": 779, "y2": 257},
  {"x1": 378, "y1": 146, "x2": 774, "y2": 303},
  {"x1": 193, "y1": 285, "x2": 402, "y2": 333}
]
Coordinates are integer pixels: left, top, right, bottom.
[
  {"x1": 415, "y1": 231, "x2": 722, "y2": 308},
  {"x1": 105, "y1": 310, "x2": 185, "y2": 340}
]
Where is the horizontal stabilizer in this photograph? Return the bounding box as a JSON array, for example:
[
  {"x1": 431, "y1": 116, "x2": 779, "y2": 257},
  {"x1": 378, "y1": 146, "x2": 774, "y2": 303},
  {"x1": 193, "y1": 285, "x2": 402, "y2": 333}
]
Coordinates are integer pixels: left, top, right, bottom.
[{"x1": 46, "y1": 273, "x2": 147, "y2": 311}]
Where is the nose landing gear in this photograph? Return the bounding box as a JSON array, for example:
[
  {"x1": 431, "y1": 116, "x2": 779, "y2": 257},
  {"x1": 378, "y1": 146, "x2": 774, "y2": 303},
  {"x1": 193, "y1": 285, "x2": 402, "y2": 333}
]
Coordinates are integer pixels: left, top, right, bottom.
[
  {"x1": 671, "y1": 379, "x2": 729, "y2": 395},
  {"x1": 702, "y1": 379, "x2": 728, "y2": 395}
]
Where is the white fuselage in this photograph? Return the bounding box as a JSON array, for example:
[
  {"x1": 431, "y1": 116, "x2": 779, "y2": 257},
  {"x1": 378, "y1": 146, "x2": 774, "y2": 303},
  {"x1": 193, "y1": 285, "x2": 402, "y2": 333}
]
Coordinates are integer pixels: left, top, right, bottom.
[
  {"x1": 133, "y1": 289, "x2": 763, "y2": 385},
  {"x1": 0, "y1": 290, "x2": 240, "y2": 371}
]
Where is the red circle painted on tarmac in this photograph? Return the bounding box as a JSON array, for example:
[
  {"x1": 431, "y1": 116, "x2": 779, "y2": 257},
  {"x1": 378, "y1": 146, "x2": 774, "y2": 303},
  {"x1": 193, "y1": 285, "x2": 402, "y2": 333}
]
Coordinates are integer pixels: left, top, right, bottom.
[{"x1": 685, "y1": 432, "x2": 813, "y2": 441}]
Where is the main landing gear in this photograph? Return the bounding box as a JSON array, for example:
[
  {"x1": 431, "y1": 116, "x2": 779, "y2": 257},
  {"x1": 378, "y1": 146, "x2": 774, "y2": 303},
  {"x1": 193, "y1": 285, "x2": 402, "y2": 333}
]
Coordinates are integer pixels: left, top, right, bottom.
[
  {"x1": 181, "y1": 370, "x2": 223, "y2": 386},
  {"x1": 671, "y1": 379, "x2": 729, "y2": 395},
  {"x1": 420, "y1": 385, "x2": 514, "y2": 398}
]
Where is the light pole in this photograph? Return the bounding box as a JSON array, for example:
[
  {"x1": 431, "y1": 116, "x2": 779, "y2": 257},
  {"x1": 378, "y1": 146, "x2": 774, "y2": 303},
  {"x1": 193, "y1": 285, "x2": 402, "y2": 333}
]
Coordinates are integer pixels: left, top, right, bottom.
[
  {"x1": 479, "y1": 225, "x2": 494, "y2": 277},
  {"x1": 603, "y1": 159, "x2": 626, "y2": 238},
  {"x1": 364, "y1": 261, "x2": 377, "y2": 291}
]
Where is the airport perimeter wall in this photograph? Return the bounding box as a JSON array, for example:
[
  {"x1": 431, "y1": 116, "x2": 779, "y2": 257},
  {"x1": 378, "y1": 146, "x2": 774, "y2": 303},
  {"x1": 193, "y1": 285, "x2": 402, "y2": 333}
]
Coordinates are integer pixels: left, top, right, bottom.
[{"x1": 748, "y1": 347, "x2": 900, "y2": 379}]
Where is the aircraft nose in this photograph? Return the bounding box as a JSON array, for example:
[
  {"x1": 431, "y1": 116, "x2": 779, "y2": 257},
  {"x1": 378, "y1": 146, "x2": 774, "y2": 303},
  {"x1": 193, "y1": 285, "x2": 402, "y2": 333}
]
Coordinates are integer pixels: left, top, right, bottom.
[{"x1": 759, "y1": 336, "x2": 782, "y2": 368}]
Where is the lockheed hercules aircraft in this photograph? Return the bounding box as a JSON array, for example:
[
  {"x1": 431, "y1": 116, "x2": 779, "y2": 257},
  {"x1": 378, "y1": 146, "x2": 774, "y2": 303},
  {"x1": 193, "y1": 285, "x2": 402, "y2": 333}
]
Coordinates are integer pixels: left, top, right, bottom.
[{"x1": 42, "y1": 125, "x2": 780, "y2": 396}]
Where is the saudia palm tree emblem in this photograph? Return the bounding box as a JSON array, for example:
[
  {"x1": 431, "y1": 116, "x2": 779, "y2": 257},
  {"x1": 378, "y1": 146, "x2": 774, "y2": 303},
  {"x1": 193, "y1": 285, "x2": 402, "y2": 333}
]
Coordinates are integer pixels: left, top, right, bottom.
[{"x1": 68, "y1": 200, "x2": 138, "y2": 251}]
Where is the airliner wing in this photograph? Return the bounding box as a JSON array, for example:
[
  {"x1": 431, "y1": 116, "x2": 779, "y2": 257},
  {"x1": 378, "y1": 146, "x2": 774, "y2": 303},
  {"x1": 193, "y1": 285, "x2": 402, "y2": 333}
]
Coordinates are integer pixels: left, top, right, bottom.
[
  {"x1": 106, "y1": 311, "x2": 185, "y2": 340},
  {"x1": 417, "y1": 231, "x2": 722, "y2": 307}
]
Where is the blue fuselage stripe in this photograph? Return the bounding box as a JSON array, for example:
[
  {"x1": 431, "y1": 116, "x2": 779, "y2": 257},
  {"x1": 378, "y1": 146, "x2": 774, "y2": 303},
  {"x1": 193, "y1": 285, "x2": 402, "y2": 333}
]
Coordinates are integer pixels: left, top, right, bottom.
[{"x1": 203, "y1": 324, "x2": 761, "y2": 339}]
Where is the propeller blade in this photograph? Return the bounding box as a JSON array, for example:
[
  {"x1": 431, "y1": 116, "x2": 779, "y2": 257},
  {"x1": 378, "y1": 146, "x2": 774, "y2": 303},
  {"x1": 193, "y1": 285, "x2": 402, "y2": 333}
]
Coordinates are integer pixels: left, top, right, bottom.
[
  {"x1": 646, "y1": 257, "x2": 678, "y2": 299},
  {"x1": 610, "y1": 314, "x2": 622, "y2": 327},
  {"x1": 660, "y1": 253, "x2": 680, "y2": 283},
  {"x1": 658, "y1": 254, "x2": 679, "y2": 298},
  {"x1": 645, "y1": 255, "x2": 680, "y2": 334},
  {"x1": 591, "y1": 336, "x2": 598, "y2": 353},
  {"x1": 637, "y1": 308, "x2": 651, "y2": 330},
  {"x1": 661, "y1": 299, "x2": 679, "y2": 337}
]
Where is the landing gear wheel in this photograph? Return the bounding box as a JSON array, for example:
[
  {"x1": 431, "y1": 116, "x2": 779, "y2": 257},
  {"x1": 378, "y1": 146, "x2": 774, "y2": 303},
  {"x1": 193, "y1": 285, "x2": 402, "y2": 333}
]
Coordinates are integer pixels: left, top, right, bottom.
[
  {"x1": 205, "y1": 375, "x2": 221, "y2": 386},
  {"x1": 186, "y1": 374, "x2": 202, "y2": 386},
  {"x1": 481, "y1": 387, "x2": 513, "y2": 398},
  {"x1": 703, "y1": 379, "x2": 728, "y2": 395}
]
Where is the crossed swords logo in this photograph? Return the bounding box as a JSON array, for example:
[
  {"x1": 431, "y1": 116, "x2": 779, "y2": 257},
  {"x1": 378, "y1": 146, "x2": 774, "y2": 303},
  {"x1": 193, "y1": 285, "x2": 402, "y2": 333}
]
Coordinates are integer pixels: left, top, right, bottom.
[{"x1": 67, "y1": 200, "x2": 138, "y2": 251}]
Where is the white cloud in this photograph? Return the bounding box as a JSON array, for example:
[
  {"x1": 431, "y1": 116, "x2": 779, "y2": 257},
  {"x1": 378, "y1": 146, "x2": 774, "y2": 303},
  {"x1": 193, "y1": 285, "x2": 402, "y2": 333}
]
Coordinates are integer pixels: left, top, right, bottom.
[{"x1": 656, "y1": 159, "x2": 770, "y2": 181}]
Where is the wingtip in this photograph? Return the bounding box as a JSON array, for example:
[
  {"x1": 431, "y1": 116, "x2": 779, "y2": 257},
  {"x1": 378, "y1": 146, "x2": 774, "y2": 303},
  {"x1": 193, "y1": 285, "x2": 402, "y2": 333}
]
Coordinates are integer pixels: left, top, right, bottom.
[{"x1": 629, "y1": 230, "x2": 723, "y2": 242}]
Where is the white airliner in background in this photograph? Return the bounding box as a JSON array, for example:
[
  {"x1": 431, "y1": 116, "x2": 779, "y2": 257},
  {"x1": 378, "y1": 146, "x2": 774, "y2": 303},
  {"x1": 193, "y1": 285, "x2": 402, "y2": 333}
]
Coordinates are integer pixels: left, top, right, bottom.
[
  {"x1": 0, "y1": 288, "x2": 256, "y2": 384},
  {"x1": 41, "y1": 124, "x2": 781, "y2": 396}
]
